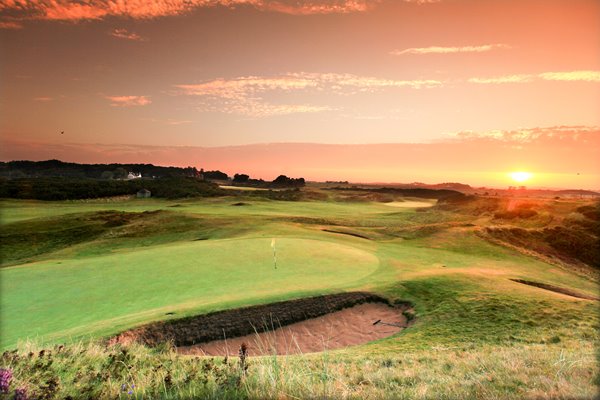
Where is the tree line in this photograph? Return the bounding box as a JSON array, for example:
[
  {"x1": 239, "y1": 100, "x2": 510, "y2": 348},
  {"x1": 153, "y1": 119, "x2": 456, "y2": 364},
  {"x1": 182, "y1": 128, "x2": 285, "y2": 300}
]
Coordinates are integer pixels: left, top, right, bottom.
[{"x1": 0, "y1": 177, "x2": 223, "y2": 200}]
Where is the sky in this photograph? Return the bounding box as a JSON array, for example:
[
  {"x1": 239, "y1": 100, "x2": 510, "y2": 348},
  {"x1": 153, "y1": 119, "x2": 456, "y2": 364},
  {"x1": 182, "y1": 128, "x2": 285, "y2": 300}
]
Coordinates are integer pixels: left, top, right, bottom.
[{"x1": 1, "y1": 0, "x2": 599, "y2": 189}]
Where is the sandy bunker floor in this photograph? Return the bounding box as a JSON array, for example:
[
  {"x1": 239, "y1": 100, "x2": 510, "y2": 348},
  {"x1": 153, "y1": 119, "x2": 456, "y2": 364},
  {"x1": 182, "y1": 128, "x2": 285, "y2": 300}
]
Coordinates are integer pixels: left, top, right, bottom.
[
  {"x1": 178, "y1": 303, "x2": 406, "y2": 356},
  {"x1": 383, "y1": 201, "x2": 434, "y2": 208}
]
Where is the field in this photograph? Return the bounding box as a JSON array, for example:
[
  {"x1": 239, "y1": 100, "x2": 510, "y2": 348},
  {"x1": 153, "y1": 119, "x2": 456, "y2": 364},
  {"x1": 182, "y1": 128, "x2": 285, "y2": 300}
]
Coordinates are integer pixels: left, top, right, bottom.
[{"x1": 0, "y1": 190, "x2": 598, "y2": 399}]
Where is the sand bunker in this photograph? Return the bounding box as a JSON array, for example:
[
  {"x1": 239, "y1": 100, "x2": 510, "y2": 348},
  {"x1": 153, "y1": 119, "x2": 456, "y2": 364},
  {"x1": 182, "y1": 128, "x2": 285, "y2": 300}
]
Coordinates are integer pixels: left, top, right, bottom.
[
  {"x1": 511, "y1": 279, "x2": 599, "y2": 301},
  {"x1": 220, "y1": 185, "x2": 281, "y2": 191},
  {"x1": 382, "y1": 201, "x2": 434, "y2": 208},
  {"x1": 322, "y1": 229, "x2": 370, "y2": 240},
  {"x1": 109, "y1": 292, "x2": 411, "y2": 355},
  {"x1": 179, "y1": 302, "x2": 406, "y2": 356}
]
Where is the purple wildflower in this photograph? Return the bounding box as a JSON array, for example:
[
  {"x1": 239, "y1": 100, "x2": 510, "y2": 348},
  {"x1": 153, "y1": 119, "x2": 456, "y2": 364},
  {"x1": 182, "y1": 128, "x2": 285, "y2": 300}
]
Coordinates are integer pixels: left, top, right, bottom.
[
  {"x1": 0, "y1": 368, "x2": 12, "y2": 394},
  {"x1": 14, "y1": 387, "x2": 28, "y2": 400}
]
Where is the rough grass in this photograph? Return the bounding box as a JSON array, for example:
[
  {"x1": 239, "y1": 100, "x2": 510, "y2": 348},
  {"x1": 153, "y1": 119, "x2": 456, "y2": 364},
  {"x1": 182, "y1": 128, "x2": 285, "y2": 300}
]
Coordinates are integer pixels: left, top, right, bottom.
[
  {"x1": 0, "y1": 210, "x2": 224, "y2": 267},
  {"x1": 1, "y1": 339, "x2": 596, "y2": 399}
]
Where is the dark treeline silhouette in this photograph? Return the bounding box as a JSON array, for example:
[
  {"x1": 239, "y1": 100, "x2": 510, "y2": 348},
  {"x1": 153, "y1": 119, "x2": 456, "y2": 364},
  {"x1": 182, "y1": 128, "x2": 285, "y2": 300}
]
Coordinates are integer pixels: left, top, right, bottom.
[
  {"x1": 230, "y1": 173, "x2": 304, "y2": 188},
  {"x1": 271, "y1": 175, "x2": 306, "y2": 188},
  {"x1": 232, "y1": 174, "x2": 250, "y2": 183},
  {"x1": 0, "y1": 160, "x2": 200, "y2": 179},
  {"x1": 0, "y1": 177, "x2": 223, "y2": 200},
  {"x1": 203, "y1": 170, "x2": 229, "y2": 180}
]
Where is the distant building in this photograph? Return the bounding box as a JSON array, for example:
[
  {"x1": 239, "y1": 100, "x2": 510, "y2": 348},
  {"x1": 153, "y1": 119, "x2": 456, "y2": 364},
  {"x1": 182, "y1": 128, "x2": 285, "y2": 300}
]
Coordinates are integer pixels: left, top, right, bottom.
[
  {"x1": 137, "y1": 188, "x2": 151, "y2": 198},
  {"x1": 127, "y1": 172, "x2": 142, "y2": 180}
]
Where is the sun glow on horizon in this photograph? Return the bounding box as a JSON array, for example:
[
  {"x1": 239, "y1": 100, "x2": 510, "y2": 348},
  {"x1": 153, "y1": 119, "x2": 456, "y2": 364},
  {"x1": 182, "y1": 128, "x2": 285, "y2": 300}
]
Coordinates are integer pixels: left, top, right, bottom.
[{"x1": 510, "y1": 171, "x2": 533, "y2": 183}]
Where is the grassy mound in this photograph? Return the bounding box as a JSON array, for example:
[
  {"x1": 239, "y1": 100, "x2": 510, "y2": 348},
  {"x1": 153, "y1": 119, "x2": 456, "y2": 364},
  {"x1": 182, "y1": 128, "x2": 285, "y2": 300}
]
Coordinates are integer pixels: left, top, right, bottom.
[{"x1": 0, "y1": 210, "x2": 216, "y2": 267}]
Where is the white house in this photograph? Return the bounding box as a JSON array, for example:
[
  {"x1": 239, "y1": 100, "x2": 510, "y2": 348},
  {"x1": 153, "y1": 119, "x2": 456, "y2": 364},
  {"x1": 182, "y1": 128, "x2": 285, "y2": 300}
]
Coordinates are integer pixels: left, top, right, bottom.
[{"x1": 127, "y1": 172, "x2": 142, "y2": 180}]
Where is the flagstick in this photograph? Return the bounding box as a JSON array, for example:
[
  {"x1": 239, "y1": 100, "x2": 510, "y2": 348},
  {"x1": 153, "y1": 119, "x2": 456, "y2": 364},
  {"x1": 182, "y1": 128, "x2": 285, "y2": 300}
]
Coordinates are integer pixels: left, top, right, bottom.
[{"x1": 271, "y1": 239, "x2": 277, "y2": 269}]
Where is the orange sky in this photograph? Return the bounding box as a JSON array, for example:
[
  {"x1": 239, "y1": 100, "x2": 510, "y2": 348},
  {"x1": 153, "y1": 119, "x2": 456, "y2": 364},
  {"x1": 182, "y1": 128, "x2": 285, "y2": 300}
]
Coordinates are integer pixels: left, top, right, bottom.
[{"x1": 1, "y1": 0, "x2": 599, "y2": 189}]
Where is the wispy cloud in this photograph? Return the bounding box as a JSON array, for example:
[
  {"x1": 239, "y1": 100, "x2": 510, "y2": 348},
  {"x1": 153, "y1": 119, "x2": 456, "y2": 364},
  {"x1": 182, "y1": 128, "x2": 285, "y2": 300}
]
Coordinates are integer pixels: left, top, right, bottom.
[
  {"x1": 0, "y1": 20, "x2": 23, "y2": 29},
  {"x1": 446, "y1": 125, "x2": 599, "y2": 144},
  {"x1": 143, "y1": 118, "x2": 194, "y2": 125},
  {"x1": 539, "y1": 70, "x2": 600, "y2": 82},
  {"x1": 175, "y1": 72, "x2": 441, "y2": 117},
  {"x1": 110, "y1": 28, "x2": 145, "y2": 41},
  {"x1": 0, "y1": 0, "x2": 376, "y2": 23},
  {"x1": 403, "y1": 0, "x2": 441, "y2": 3},
  {"x1": 469, "y1": 70, "x2": 600, "y2": 84},
  {"x1": 166, "y1": 119, "x2": 193, "y2": 125},
  {"x1": 33, "y1": 96, "x2": 53, "y2": 102},
  {"x1": 258, "y1": 0, "x2": 375, "y2": 15},
  {"x1": 468, "y1": 74, "x2": 533, "y2": 84},
  {"x1": 106, "y1": 95, "x2": 151, "y2": 107},
  {"x1": 391, "y1": 44, "x2": 511, "y2": 56}
]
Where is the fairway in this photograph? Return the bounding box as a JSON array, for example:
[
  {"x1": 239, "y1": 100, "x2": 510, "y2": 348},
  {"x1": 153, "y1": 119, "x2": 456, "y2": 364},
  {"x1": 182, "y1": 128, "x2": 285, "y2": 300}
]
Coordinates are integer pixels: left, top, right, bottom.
[{"x1": 0, "y1": 237, "x2": 379, "y2": 348}]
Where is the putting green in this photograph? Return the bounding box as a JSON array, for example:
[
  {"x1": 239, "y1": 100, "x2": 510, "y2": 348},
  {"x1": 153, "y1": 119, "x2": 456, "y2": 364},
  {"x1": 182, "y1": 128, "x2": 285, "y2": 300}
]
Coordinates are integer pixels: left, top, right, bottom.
[{"x1": 0, "y1": 237, "x2": 379, "y2": 349}]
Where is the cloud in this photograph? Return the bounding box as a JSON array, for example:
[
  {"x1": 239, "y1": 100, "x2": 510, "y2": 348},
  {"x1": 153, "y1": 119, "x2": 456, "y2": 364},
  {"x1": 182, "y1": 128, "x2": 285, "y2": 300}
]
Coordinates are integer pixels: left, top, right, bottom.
[
  {"x1": 0, "y1": 20, "x2": 23, "y2": 29},
  {"x1": 445, "y1": 125, "x2": 599, "y2": 144},
  {"x1": 0, "y1": 0, "x2": 376, "y2": 23},
  {"x1": 110, "y1": 28, "x2": 145, "y2": 41},
  {"x1": 468, "y1": 74, "x2": 533, "y2": 84},
  {"x1": 33, "y1": 96, "x2": 53, "y2": 102},
  {"x1": 175, "y1": 72, "x2": 441, "y2": 116},
  {"x1": 469, "y1": 70, "x2": 600, "y2": 84},
  {"x1": 166, "y1": 119, "x2": 193, "y2": 125},
  {"x1": 538, "y1": 70, "x2": 600, "y2": 82},
  {"x1": 403, "y1": 0, "x2": 441, "y2": 3},
  {"x1": 257, "y1": 0, "x2": 375, "y2": 15},
  {"x1": 106, "y1": 95, "x2": 151, "y2": 107},
  {"x1": 3, "y1": 125, "x2": 598, "y2": 189},
  {"x1": 391, "y1": 44, "x2": 511, "y2": 56}
]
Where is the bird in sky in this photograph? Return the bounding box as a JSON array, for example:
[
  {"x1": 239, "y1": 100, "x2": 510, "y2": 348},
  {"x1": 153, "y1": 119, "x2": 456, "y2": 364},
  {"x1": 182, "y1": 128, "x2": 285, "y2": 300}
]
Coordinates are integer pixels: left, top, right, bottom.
[{"x1": 60, "y1": 131, "x2": 64, "y2": 135}]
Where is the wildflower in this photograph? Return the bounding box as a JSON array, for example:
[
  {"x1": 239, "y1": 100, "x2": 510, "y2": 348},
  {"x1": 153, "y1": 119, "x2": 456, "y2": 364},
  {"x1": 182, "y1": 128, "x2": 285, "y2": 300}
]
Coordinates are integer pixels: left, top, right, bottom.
[
  {"x1": 0, "y1": 368, "x2": 12, "y2": 394},
  {"x1": 239, "y1": 343, "x2": 248, "y2": 375},
  {"x1": 14, "y1": 387, "x2": 28, "y2": 400}
]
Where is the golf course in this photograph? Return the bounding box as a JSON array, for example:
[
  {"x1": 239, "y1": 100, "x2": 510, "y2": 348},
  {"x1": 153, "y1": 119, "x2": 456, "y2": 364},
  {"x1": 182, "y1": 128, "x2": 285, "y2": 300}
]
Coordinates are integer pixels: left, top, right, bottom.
[{"x1": 0, "y1": 188, "x2": 598, "y2": 399}]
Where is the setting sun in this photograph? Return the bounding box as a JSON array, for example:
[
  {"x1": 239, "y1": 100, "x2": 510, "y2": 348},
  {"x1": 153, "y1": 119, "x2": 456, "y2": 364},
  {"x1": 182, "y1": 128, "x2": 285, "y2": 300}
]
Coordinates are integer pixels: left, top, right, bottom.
[{"x1": 510, "y1": 171, "x2": 533, "y2": 183}]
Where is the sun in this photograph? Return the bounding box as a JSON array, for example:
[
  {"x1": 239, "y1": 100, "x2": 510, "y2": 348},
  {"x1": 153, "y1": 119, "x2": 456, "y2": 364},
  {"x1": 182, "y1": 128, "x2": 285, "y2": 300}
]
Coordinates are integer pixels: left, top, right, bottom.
[{"x1": 510, "y1": 171, "x2": 532, "y2": 183}]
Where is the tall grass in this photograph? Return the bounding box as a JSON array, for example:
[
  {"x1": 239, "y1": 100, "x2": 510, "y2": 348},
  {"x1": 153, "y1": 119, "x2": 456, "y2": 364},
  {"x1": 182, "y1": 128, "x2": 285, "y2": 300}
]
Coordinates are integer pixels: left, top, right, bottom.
[{"x1": 1, "y1": 339, "x2": 596, "y2": 399}]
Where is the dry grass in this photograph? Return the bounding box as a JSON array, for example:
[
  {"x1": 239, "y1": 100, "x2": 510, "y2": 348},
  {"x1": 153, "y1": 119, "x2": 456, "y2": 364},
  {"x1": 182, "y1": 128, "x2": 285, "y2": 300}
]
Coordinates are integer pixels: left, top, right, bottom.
[{"x1": 1, "y1": 340, "x2": 596, "y2": 399}]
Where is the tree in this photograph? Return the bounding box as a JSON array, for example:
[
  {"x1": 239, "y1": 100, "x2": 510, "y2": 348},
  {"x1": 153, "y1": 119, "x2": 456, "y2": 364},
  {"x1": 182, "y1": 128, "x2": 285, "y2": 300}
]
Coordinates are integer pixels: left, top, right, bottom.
[
  {"x1": 233, "y1": 173, "x2": 249, "y2": 183},
  {"x1": 271, "y1": 175, "x2": 305, "y2": 188},
  {"x1": 113, "y1": 167, "x2": 128, "y2": 180},
  {"x1": 100, "y1": 171, "x2": 114, "y2": 180},
  {"x1": 203, "y1": 170, "x2": 229, "y2": 180}
]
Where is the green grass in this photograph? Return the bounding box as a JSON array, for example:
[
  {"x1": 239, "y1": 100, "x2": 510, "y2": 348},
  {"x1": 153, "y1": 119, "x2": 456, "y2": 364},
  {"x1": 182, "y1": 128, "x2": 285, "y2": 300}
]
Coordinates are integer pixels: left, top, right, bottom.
[
  {"x1": 1, "y1": 237, "x2": 379, "y2": 348},
  {"x1": 0, "y1": 194, "x2": 598, "y2": 399}
]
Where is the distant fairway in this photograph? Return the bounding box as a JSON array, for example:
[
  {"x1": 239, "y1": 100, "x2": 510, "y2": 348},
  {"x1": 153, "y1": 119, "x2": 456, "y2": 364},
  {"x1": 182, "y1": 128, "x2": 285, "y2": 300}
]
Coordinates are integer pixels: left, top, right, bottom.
[
  {"x1": 382, "y1": 200, "x2": 435, "y2": 208},
  {"x1": 0, "y1": 237, "x2": 379, "y2": 348}
]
